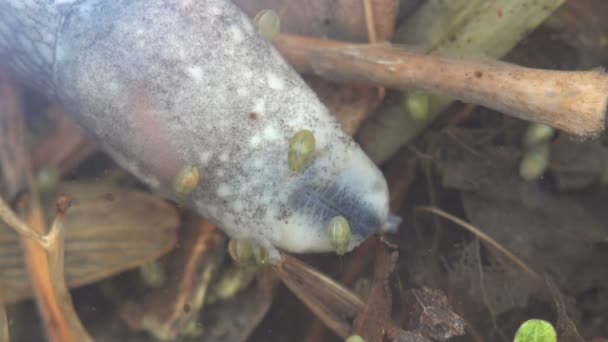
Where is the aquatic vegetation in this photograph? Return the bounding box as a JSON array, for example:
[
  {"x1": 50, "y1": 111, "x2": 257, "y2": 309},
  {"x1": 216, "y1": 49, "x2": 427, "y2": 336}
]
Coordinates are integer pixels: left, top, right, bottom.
[{"x1": 514, "y1": 319, "x2": 556, "y2": 342}]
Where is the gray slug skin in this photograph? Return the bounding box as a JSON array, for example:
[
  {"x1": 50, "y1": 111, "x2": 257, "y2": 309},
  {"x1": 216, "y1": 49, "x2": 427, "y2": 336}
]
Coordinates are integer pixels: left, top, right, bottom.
[{"x1": 0, "y1": 0, "x2": 398, "y2": 258}]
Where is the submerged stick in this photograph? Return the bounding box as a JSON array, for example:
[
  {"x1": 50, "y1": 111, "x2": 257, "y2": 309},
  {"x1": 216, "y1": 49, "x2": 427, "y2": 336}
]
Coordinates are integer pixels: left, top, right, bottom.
[
  {"x1": 275, "y1": 34, "x2": 608, "y2": 138},
  {"x1": 0, "y1": 291, "x2": 7, "y2": 342}
]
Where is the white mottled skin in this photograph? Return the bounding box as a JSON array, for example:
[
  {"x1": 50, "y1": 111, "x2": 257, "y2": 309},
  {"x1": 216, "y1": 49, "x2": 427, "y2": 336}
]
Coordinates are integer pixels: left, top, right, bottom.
[{"x1": 0, "y1": 0, "x2": 397, "y2": 259}]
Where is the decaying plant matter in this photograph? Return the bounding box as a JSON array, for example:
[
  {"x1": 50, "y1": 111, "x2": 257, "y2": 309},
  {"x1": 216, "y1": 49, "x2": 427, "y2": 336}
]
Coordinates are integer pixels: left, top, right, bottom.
[{"x1": 2, "y1": 0, "x2": 608, "y2": 341}]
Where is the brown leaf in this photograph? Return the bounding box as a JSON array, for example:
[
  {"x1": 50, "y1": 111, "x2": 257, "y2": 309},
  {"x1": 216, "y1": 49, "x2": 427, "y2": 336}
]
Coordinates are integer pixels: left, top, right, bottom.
[{"x1": 0, "y1": 182, "x2": 179, "y2": 303}]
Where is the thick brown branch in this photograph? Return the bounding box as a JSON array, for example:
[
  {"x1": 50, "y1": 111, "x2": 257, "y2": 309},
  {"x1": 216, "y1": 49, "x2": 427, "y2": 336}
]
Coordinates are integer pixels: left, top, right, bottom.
[{"x1": 275, "y1": 34, "x2": 608, "y2": 138}]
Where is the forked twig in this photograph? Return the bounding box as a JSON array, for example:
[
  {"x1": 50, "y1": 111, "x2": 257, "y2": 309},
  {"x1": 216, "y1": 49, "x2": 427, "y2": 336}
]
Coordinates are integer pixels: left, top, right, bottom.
[
  {"x1": 0, "y1": 196, "x2": 48, "y2": 247},
  {"x1": 0, "y1": 71, "x2": 91, "y2": 341}
]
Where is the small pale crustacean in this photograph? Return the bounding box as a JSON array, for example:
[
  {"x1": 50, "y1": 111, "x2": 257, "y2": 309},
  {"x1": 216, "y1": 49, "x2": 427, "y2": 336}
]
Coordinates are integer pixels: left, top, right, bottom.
[{"x1": 0, "y1": 0, "x2": 400, "y2": 260}]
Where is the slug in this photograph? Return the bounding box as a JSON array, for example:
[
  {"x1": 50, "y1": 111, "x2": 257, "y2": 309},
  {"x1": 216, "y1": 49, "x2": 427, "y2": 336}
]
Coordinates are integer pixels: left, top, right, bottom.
[{"x1": 0, "y1": 0, "x2": 400, "y2": 259}]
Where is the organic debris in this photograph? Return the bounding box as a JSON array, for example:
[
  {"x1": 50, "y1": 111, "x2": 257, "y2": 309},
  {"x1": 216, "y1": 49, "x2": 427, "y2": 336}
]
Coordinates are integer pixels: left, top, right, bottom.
[{"x1": 2, "y1": 0, "x2": 608, "y2": 341}]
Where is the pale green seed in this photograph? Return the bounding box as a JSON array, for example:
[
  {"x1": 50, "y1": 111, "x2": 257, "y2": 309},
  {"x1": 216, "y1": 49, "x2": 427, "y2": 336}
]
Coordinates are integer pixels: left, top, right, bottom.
[
  {"x1": 523, "y1": 123, "x2": 555, "y2": 148},
  {"x1": 519, "y1": 144, "x2": 550, "y2": 181},
  {"x1": 173, "y1": 165, "x2": 200, "y2": 195},
  {"x1": 327, "y1": 216, "x2": 351, "y2": 255},
  {"x1": 36, "y1": 166, "x2": 61, "y2": 193},
  {"x1": 228, "y1": 239, "x2": 253, "y2": 264},
  {"x1": 253, "y1": 9, "x2": 281, "y2": 41},
  {"x1": 514, "y1": 319, "x2": 556, "y2": 342},
  {"x1": 345, "y1": 335, "x2": 365, "y2": 342},
  {"x1": 288, "y1": 129, "x2": 316, "y2": 172},
  {"x1": 405, "y1": 90, "x2": 430, "y2": 121}
]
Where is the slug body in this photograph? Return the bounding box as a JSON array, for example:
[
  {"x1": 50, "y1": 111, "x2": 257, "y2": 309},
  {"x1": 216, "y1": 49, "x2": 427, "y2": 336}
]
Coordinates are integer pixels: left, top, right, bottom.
[{"x1": 0, "y1": 0, "x2": 397, "y2": 257}]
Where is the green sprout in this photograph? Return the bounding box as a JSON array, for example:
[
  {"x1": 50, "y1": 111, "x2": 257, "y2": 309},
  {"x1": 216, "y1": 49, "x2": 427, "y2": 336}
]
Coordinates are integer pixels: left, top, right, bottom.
[{"x1": 514, "y1": 319, "x2": 556, "y2": 342}]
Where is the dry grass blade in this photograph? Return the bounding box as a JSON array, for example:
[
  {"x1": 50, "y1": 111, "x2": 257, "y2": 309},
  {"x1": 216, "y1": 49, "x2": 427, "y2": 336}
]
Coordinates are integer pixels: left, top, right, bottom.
[
  {"x1": 415, "y1": 206, "x2": 540, "y2": 280},
  {"x1": 273, "y1": 253, "x2": 364, "y2": 338}
]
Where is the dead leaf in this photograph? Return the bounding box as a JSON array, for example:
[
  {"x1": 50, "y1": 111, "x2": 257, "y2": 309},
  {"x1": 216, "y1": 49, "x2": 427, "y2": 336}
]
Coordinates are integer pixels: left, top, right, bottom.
[
  {"x1": 404, "y1": 288, "x2": 466, "y2": 341},
  {"x1": 0, "y1": 182, "x2": 179, "y2": 303}
]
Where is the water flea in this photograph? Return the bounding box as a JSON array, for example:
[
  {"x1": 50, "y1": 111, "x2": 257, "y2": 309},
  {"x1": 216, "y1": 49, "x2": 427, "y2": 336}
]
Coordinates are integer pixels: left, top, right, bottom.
[
  {"x1": 474, "y1": 70, "x2": 483, "y2": 78},
  {"x1": 249, "y1": 112, "x2": 258, "y2": 120}
]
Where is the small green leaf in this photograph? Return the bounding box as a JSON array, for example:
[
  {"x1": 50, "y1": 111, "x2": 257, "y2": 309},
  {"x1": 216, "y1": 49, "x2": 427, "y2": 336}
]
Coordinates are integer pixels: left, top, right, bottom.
[
  {"x1": 345, "y1": 335, "x2": 365, "y2": 342},
  {"x1": 514, "y1": 319, "x2": 556, "y2": 342}
]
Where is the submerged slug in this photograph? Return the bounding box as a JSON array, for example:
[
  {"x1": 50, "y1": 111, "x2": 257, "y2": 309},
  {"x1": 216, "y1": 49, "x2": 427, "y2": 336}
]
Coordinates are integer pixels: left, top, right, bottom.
[{"x1": 0, "y1": 0, "x2": 400, "y2": 259}]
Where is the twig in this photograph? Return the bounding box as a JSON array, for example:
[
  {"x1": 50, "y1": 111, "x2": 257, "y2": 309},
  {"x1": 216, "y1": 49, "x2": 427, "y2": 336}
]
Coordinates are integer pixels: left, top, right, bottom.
[
  {"x1": 0, "y1": 290, "x2": 7, "y2": 342},
  {"x1": 0, "y1": 196, "x2": 48, "y2": 246},
  {"x1": 415, "y1": 206, "x2": 541, "y2": 280},
  {"x1": 0, "y1": 73, "x2": 92, "y2": 341},
  {"x1": 274, "y1": 34, "x2": 608, "y2": 138}
]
